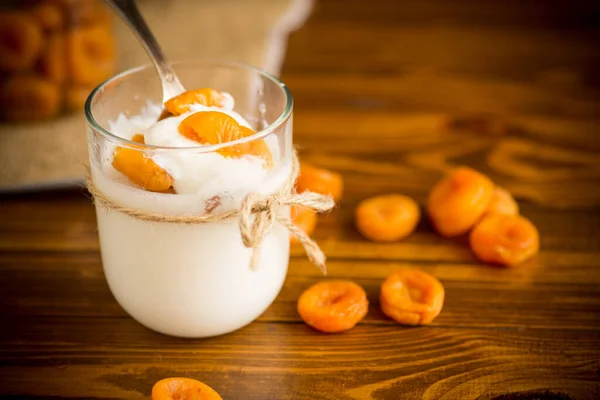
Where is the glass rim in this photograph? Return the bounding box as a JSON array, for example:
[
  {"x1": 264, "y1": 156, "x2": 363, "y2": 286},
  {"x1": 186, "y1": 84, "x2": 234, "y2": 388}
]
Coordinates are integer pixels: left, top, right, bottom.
[{"x1": 84, "y1": 59, "x2": 293, "y2": 153}]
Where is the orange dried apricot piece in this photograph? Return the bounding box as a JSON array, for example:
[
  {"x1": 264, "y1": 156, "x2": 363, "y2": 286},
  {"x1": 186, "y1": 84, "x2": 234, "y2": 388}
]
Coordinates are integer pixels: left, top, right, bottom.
[
  {"x1": 131, "y1": 133, "x2": 145, "y2": 144},
  {"x1": 112, "y1": 147, "x2": 173, "y2": 193},
  {"x1": 290, "y1": 206, "x2": 317, "y2": 244},
  {"x1": 469, "y1": 214, "x2": 539, "y2": 267},
  {"x1": 427, "y1": 167, "x2": 494, "y2": 237},
  {"x1": 68, "y1": 0, "x2": 113, "y2": 27},
  {"x1": 296, "y1": 162, "x2": 343, "y2": 202},
  {"x1": 67, "y1": 24, "x2": 115, "y2": 85},
  {"x1": 297, "y1": 281, "x2": 368, "y2": 333},
  {"x1": 30, "y1": 1, "x2": 65, "y2": 32},
  {"x1": 483, "y1": 186, "x2": 519, "y2": 217},
  {"x1": 38, "y1": 33, "x2": 67, "y2": 83},
  {"x1": 0, "y1": 75, "x2": 61, "y2": 121},
  {"x1": 178, "y1": 111, "x2": 273, "y2": 168},
  {"x1": 0, "y1": 11, "x2": 44, "y2": 71},
  {"x1": 64, "y1": 85, "x2": 93, "y2": 110},
  {"x1": 165, "y1": 88, "x2": 228, "y2": 116},
  {"x1": 355, "y1": 194, "x2": 420, "y2": 242},
  {"x1": 233, "y1": 126, "x2": 273, "y2": 169},
  {"x1": 152, "y1": 377, "x2": 222, "y2": 400},
  {"x1": 380, "y1": 268, "x2": 444, "y2": 325}
]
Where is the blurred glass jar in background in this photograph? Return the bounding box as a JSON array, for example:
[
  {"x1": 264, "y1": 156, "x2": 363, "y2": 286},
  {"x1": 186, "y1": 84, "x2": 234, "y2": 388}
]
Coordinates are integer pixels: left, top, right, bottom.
[{"x1": 0, "y1": 0, "x2": 116, "y2": 122}]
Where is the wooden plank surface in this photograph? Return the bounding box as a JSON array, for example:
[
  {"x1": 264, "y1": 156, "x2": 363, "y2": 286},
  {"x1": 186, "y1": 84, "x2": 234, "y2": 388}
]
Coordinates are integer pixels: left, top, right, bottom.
[{"x1": 1, "y1": 0, "x2": 600, "y2": 398}]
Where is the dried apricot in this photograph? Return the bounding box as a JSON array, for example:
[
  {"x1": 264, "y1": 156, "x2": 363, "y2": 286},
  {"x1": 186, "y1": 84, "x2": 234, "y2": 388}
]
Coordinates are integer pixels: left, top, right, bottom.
[
  {"x1": 178, "y1": 111, "x2": 273, "y2": 168},
  {"x1": 355, "y1": 194, "x2": 420, "y2": 242},
  {"x1": 380, "y1": 268, "x2": 444, "y2": 325},
  {"x1": 30, "y1": 1, "x2": 65, "y2": 32},
  {"x1": 296, "y1": 162, "x2": 343, "y2": 202},
  {"x1": 290, "y1": 206, "x2": 317, "y2": 244},
  {"x1": 64, "y1": 85, "x2": 93, "y2": 110},
  {"x1": 0, "y1": 11, "x2": 44, "y2": 71},
  {"x1": 165, "y1": 88, "x2": 228, "y2": 116},
  {"x1": 427, "y1": 167, "x2": 494, "y2": 237},
  {"x1": 0, "y1": 75, "x2": 61, "y2": 121},
  {"x1": 131, "y1": 133, "x2": 145, "y2": 144},
  {"x1": 469, "y1": 214, "x2": 539, "y2": 266},
  {"x1": 69, "y1": 0, "x2": 112, "y2": 27},
  {"x1": 112, "y1": 147, "x2": 173, "y2": 193},
  {"x1": 484, "y1": 186, "x2": 519, "y2": 217},
  {"x1": 152, "y1": 377, "x2": 222, "y2": 400},
  {"x1": 38, "y1": 33, "x2": 67, "y2": 83},
  {"x1": 297, "y1": 281, "x2": 368, "y2": 333},
  {"x1": 67, "y1": 24, "x2": 115, "y2": 85}
]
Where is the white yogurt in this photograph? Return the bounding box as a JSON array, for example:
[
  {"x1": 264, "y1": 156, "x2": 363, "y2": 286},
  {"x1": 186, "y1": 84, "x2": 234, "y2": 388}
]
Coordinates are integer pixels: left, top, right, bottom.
[{"x1": 93, "y1": 96, "x2": 291, "y2": 338}]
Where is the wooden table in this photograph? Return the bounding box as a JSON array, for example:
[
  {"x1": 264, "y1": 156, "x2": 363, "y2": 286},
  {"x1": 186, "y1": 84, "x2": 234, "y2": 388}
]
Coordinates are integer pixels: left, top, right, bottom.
[{"x1": 1, "y1": 0, "x2": 599, "y2": 398}]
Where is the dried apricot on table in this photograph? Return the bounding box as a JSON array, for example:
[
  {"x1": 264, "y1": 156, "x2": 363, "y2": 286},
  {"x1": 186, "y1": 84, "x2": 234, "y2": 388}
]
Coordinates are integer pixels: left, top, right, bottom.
[
  {"x1": 298, "y1": 281, "x2": 368, "y2": 333},
  {"x1": 38, "y1": 33, "x2": 67, "y2": 83},
  {"x1": 380, "y1": 268, "x2": 445, "y2": 325},
  {"x1": 427, "y1": 167, "x2": 494, "y2": 237},
  {"x1": 469, "y1": 214, "x2": 539, "y2": 266},
  {"x1": 68, "y1": 0, "x2": 113, "y2": 27},
  {"x1": 0, "y1": 11, "x2": 44, "y2": 71},
  {"x1": 0, "y1": 75, "x2": 61, "y2": 121},
  {"x1": 296, "y1": 162, "x2": 343, "y2": 202},
  {"x1": 483, "y1": 186, "x2": 519, "y2": 217},
  {"x1": 178, "y1": 111, "x2": 273, "y2": 168},
  {"x1": 64, "y1": 85, "x2": 93, "y2": 110},
  {"x1": 67, "y1": 24, "x2": 115, "y2": 85},
  {"x1": 355, "y1": 194, "x2": 420, "y2": 242},
  {"x1": 29, "y1": 1, "x2": 65, "y2": 32},
  {"x1": 290, "y1": 205, "x2": 317, "y2": 244},
  {"x1": 165, "y1": 88, "x2": 228, "y2": 116},
  {"x1": 112, "y1": 147, "x2": 173, "y2": 193},
  {"x1": 152, "y1": 377, "x2": 222, "y2": 400}
]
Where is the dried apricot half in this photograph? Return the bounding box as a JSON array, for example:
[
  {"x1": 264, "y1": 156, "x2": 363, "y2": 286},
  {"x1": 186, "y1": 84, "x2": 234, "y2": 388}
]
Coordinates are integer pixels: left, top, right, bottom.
[
  {"x1": 0, "y1": 11, "x2": 44, "y2": 71},
  {"x1": 0, "y1": 75, "x2": 61, "y2": 121},
  {"x1": 178, "y1": 111, "x2": 273, "y2": 168},
  {"x1": 355, "y1": 194, "x2": 420, "y2": 242},
  {"x1": 131, "y1": 133, "x2": 145, "y2": 144},
  {"x1": 38, "y1": 33, "x2": 67, "y2": 83},
  {"x1": 152, "y1": 377, "x2": 222, "y2": 400},
  {"x1": 297, "y1": 281, "x2": 368, "y2": 333},
  {"x1": 64, "y1": 85, "x2": 93, "y2": 110},
  {"x1": 296, "y1": 162, "x2": 343, "y2": 202},
  {"x1": 290, "y1": 206, "x2": 317, "y2": 244},
  {"x1": 380, "y1": 268, "x2": 445, "y2": 325},
  {"x1": 483, "y1": 186, "x2": 519, "y2": 217},
  {"x1": 112, "y1": 147, "x2": 173, "y2": 193},
  {"x1": 68, "y1": 0, "x2": 113, "y2": 27},
  {"x1": 427, "y1": 167, "x2": 494, "y2": 237},
  {"x1": 67, "y1": 24, "x2": 115, "y2": 85},
  {"x1": 470, "y1": 214, "x2": 539, "y2": 267},
  {"x1": 29, "y1": 1, "x2": 65, "y2": 32},
  {"x1": 165, "y1": 88, "x2": 228, "y2": 116}
]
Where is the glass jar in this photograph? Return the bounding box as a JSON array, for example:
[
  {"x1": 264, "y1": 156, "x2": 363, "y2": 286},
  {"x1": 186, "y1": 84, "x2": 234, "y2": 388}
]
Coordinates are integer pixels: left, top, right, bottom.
[
  {"x1": 86, "y1": 60, "x2": 294, "y2": 338},
  {"x1": 0, "y1": 0, "x2": 115, "y2": 121}
]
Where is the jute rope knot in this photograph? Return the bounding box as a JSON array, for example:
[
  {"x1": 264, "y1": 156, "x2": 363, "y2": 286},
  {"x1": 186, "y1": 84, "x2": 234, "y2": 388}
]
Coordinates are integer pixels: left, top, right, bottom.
[{"x1": 87, "y1": 152, "x2": 335, "y2": 274}]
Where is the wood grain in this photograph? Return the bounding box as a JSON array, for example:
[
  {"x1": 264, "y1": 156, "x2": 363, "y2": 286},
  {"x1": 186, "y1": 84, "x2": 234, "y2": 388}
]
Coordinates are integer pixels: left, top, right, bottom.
[{"x1": 1, "y1": 0, "x2": 600, "y2": 398}]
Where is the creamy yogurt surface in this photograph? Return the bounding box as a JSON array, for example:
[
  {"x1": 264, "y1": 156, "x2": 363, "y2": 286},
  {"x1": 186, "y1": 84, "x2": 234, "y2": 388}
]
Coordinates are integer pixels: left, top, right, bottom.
[{"x1": 106, "y1": 93, "x2": 280, "y2": 197}]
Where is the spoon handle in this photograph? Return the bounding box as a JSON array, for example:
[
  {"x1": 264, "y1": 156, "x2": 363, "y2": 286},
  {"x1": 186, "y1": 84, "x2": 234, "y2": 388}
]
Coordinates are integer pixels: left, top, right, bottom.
[{"x1": 105, "y1": 0, "x2": 185, "y2": 102}]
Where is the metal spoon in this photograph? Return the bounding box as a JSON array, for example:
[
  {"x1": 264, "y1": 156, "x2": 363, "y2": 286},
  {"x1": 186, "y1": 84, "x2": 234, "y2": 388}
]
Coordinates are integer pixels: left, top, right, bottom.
[{"x1": 105, "y1": 0, "x2": 185, "y2": 110}]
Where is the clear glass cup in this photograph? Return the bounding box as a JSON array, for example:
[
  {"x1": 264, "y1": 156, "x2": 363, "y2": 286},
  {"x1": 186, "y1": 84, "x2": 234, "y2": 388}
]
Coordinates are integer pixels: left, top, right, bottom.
[{"x1": 85, "y1": 60, "x2": 293, "y2": 338}]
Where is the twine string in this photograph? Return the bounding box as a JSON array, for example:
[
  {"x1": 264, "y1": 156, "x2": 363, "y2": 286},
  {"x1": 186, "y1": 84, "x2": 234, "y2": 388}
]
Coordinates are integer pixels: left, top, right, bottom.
[{"x1": 87, "y1": 153, "x2": 334, "y2": 274}]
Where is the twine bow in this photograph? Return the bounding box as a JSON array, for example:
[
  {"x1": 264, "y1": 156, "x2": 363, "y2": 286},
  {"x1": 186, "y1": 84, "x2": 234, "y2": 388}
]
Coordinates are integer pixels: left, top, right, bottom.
[
  {"x1": 87, "y1": 152, "x2": 335, "y2": 274},
  {"x1": 239, "y1": 189, "x2": 335, "y2": 273}
]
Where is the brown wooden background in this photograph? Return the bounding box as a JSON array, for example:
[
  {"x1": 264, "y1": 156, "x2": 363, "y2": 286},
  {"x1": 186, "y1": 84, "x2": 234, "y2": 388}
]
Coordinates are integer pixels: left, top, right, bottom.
[{"x1": 1, "y1": 0, "x2": 600, "y2": 398}]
